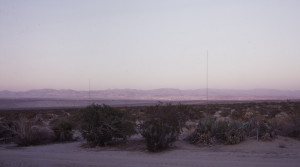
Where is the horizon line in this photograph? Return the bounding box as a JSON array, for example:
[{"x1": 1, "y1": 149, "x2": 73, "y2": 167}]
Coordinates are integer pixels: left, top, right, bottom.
[{"x1": 1, "y1": 88, "x2": 300, "y2": 92}]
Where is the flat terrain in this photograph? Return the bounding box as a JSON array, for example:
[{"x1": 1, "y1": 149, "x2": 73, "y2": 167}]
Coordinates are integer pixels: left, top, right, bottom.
[
  {"x1": 0, "y1": 99, "x2": 160, "y2": 109},
  {"x1": 1, "y1": 98, "x2": 298, "y2": 110},
  {"x1": 1, "y1": 136, "x2": 299, "y2": 167}
]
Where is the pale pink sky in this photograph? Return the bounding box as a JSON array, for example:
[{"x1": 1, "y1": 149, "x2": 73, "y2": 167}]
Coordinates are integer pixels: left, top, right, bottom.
[{"x1": 0, "y1": 0, "x2": 300, "y2": 91}]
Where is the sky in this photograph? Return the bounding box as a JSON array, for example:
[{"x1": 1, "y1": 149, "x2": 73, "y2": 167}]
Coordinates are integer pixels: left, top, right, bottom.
[{"x1": 0, "y1": 0, "x2": 300, "y2": 91}]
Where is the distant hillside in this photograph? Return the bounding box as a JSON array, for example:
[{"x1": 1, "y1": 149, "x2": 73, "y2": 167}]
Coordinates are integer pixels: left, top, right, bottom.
[{"x1": 0, "y1": 88, "x2": 300, "y2": 100}]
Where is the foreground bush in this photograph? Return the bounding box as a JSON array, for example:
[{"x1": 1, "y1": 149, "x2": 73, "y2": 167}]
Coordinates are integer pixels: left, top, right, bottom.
[
  {"x1": 0, "y1": 118, "x2": 16, "y2": 143},
  {"x1": 51, "y1": 117, "x2": 74, "y2": 142},
  {"x1": 139, "y1": 104, "x2": 183, "y2": 152},
  {"x1": 215, "y1": 120, "x2": 247, "y2": 144},
  {"x1": 188, "y1": 117, "x2": 247, "y2": 145},
  {"x1": 245, "y1": 116, "x2": 277, "y2": 141},
  {"x1": 256, "y1": 120, "x2": 276, "y2": 141},
  {"x1": 285, "y1": 117, "x2": 300, "y2": 138},
  {"x1": 79, "y1": 104, "x2": 136, "y2": 146},
  {"x1": 14, "y1": 117, "x2": 55, "y2": 146},
  {"x1": 270, "y1": 116, "x2": 300, "y2": 139},
  {"x1": 188, "y1": 117, "x2": 215, "y2": 145}
]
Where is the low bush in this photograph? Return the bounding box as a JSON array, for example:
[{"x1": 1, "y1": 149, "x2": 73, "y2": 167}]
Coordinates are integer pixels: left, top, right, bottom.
[
  {"x1": 270, "y1": 116, "x2": 300, "y2": 139},
  {"x1": 51, "y1": 117, "x2": 74, "y2": 142},
  {"x1": 188, "y1": 117, "x2": 215, "y2": 145},
  {"x1": 247, "y1": 118, "x2": 276, "y2": 141},
  {"x1": 139, "y1": 104, "x2": 183, "y2": 152},
  {"x1": 79, "y1": 104, "x2": 136, "y2": 146},
  {"x1": 188, "y1": 117, "x2": 247, "y2": 145},
  {"x1": 214, "y1": 120, "x2": 247, "y2": 144},
  {"x1": 287, "y1": 118, "x2": 300, "y2": 138},
  {"x1": 258, "y1": 120, "x2": 276, "y2": 141},
  {"x1": 0, "y1": 118, "x2": 16, "y2": 143}
]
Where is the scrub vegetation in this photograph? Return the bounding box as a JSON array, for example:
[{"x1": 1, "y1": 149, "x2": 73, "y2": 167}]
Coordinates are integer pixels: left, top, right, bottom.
[{"x1": 0, "y1": 101, "x2": 300, "y2": 152}]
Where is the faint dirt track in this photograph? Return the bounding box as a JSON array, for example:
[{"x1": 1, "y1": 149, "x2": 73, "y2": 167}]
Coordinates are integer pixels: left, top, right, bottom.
[{"x1": 1, "y1": 136, "x2": 300, "y2": 167}]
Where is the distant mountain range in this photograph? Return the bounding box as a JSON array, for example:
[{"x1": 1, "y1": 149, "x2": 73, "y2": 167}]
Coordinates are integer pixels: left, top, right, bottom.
[{"x1": 1, "y1": 88, "x2": 300, "y2": 101}]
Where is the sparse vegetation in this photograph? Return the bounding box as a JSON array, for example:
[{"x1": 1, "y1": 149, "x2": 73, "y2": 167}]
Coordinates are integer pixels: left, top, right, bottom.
[{"x1": 0, "y1": 101, "x2": 299, "y2": 150}]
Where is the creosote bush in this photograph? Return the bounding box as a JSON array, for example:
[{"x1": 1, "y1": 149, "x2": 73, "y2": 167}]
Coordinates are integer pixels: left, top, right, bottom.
[
  {"x1": 51, "y1": 117, "x2": 74, "y2": 142},
  {"x1": 188, "y1": 117, "x2": 247, "y2": 145},
  {"x1": 139, "y1": 104, "x2": 184, "y2": 152},
  {"x1": 269, "y1": 116, "x2": 300, "y2": 139},
  {"x1": 79, "y1": 104, "x2": 136, "y2": 146},
  {"x1": 0, "y1": 118, "x2": 16, "y2": 143}
]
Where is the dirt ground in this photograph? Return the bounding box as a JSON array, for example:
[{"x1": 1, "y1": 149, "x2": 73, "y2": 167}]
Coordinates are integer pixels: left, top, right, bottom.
[{"x1": 0, "y1": 136, "x2": 299, "y2": 167}]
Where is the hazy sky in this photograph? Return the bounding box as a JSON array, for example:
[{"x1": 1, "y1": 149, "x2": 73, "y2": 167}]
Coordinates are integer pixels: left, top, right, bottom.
[{"x1": 1, "y1": 0, "x2": 300, "y2": 91}]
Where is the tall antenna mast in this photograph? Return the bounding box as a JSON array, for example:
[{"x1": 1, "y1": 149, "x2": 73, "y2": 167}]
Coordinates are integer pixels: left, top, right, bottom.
[{"x1": 206, "y1": 50, "x2": 208, "y2": 107}]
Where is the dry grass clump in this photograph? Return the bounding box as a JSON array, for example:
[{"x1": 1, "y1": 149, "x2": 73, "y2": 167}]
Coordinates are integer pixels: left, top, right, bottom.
[
  {"x1": 0, "y1": 108, "x2": 79, "y2": 146},
  {"x1": 14, "y1": 117, "x2": 55, "y2": 146}
]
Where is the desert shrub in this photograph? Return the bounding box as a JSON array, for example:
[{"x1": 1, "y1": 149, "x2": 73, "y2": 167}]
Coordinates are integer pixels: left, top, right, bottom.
[
  {"x1": 14, "y1": 117, "x2": 55, "y2": 146},
  {"x1": 247, "y1": 118, "x2": 276, "y2": 141},
  {"x1": 270, "y1": 116, "x2": 300, "y2": 139},
  {"x1": 51, "y1": 117, "x2": 74, "y2": 142},
  {"x1": 0, "y1": 118, "x2": 16, "y2": 143},
  {"x1": 139, "y1": 104, "x2": 183, "y2": 152},
  {"x1": 214, "y1": 120, "x2": 247, "y2": 144},
  {"x1": 286, "y1": 117, "x2": 300, "y2": 138},
  {"x1": 188, "y1": 117, "x2": 215, "y2": 145},
  {"x1": 258, "y1": 120, "x2": 276, "y2": 141},
  {"x1": 188, "y1": 117, "x2": 247, "y2": 145},
  {"x1": 79, "y1": 104, "x2": 136, "y2": 146}
]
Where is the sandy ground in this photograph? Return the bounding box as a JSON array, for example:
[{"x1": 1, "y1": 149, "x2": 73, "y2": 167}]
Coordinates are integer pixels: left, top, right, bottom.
[{"x1": 0, "y1": 136, "x2": 299, "y2": 167}]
